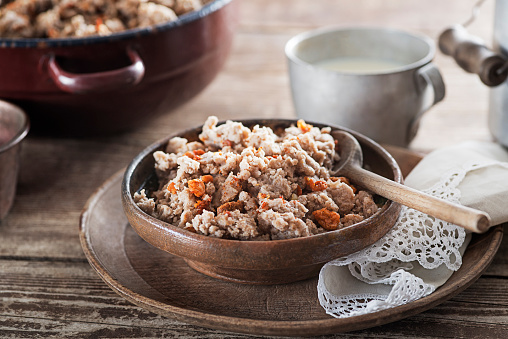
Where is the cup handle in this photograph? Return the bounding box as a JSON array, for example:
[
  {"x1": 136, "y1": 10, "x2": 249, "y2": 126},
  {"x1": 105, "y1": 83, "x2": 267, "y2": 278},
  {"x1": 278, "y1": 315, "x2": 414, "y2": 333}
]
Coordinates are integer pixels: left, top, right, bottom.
[{"x1": 407, "y1": 62, "x2": 446, "y2": 144}]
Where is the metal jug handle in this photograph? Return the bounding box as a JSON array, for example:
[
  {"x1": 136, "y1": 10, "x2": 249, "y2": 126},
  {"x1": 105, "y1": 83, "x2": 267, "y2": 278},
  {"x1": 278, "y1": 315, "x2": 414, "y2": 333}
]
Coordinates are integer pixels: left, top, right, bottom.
[
  {"x1": 406, "y1": 63, "x2": 446, "y2": 144},
  {"x1": 438, "y1": 24, "x2": 508, "y2": 87}
]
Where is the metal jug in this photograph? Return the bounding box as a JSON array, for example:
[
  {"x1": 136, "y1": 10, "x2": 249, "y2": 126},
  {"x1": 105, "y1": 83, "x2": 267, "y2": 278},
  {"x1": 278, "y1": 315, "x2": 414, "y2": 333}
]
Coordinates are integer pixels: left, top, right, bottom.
[{"x1": 439, "y1": 0, "x2": 508, "y2": 147}]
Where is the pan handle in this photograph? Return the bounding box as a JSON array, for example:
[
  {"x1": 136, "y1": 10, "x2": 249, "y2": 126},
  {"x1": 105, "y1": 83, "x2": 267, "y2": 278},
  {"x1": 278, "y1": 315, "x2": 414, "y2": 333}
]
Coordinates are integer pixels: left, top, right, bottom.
[
  {"x1": 46, "y1": 47, "x2": 145, "y2": 94},
  {"x1": 438, "y1": 24, "x2": 508, "y2": 87}
]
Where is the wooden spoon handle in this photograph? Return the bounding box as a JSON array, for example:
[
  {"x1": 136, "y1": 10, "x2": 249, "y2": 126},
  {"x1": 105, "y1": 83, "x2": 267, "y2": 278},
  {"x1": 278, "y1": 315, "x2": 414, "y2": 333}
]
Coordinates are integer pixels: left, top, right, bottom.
[{"x1": 344, "y1": 165, "x2": 491, "y2": 233}]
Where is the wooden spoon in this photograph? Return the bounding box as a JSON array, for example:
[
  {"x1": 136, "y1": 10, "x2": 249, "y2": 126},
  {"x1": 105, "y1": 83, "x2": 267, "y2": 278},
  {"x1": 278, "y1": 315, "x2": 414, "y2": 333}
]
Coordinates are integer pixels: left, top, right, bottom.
[{"x1": 331, "y1": 130, "x2": 491, "y2": 233}]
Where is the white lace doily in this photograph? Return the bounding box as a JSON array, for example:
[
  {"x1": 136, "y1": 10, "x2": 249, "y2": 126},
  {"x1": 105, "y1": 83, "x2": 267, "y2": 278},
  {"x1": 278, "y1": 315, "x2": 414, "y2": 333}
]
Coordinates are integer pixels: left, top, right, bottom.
[{"x1": 317, "y1": 162, "x2": 482, "y2": 318}]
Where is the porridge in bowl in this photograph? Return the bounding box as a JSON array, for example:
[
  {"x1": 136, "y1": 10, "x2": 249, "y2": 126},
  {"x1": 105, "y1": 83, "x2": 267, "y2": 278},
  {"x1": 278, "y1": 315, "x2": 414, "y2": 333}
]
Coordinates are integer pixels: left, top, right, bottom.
[{"x1": 134, "y1": 117, "x2": 380, "y2": 241}]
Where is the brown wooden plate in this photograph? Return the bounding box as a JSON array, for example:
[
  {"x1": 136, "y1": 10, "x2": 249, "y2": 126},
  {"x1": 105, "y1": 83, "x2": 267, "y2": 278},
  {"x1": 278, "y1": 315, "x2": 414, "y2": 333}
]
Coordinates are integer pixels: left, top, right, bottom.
[{"x1": 79, "y1": 148, "x2": 503, "y2": 337}]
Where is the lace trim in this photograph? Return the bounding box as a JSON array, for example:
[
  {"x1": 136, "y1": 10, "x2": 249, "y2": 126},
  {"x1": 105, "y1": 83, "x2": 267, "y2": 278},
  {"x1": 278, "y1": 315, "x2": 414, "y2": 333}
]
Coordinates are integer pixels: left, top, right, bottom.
[
  {"x1": 318, "y1": 162, "x2": 488, "y2": 318},
  {"x1": 318, "y1": 269, "x2": 435, "y2": 318}
]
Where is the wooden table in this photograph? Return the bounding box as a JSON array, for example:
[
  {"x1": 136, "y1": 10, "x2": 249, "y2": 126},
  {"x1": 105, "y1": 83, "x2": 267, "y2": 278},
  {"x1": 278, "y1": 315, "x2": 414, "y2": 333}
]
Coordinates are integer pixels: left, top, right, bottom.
[{"x1": 2, "y1": 0, "x2": 507, "y2": 337}]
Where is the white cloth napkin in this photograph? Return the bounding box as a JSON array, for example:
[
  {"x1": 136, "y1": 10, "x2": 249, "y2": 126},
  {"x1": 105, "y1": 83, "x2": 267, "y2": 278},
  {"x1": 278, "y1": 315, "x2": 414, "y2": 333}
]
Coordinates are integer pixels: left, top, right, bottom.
[{"x1": 318, "y1": 140, "x2": 508, "y2": 318}]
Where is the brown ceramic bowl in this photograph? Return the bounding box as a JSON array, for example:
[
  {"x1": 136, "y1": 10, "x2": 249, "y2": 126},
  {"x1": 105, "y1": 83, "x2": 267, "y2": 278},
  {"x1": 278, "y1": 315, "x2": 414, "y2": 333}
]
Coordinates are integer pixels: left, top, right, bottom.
[
  {"x1": 121, "y1": 119, "x2": 403, "y2": 285},
  {"x1": 0, "y1": 0, "x2": 237, "y2": 136}
]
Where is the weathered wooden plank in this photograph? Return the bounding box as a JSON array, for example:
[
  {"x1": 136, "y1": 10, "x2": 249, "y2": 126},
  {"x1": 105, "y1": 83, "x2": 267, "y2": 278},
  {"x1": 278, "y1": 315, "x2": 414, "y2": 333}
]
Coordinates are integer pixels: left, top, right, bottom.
[
  {"x1": 485, "y1": 231, "x2": 508, "y2": 276},
  {"x1": 0, "y1": 317, "x2": 246, "y2": 339},
  {"x1": 1, "y1": 259, "x2": 507, "y2": 338},
  {"x1": 0, "y1": 139, "x2": 138, "y2": 258}
]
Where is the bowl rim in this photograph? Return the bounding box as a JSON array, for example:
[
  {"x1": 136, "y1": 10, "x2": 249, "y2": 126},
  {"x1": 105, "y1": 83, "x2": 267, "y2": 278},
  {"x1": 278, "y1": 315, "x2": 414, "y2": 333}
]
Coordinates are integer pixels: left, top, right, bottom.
[
  {"x1": 0, "y1": 0, "x2": 234, "y2": 48},
  {"x1": 0, "y1": 101, "x2": 30, "y2": 153},
  {"x1": 122, "y1": 118, "x2": 403, "y2": 253}
]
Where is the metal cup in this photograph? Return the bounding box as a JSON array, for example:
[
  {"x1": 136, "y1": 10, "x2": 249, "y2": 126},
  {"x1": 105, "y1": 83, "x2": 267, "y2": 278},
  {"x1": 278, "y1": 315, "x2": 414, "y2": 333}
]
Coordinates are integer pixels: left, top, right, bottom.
[
  {"x1": 0, "y1": 101, "x2": 29, "y2": 220},
  {"x1": 285, "y1": 27, "x2": 445, "y2": 147}
]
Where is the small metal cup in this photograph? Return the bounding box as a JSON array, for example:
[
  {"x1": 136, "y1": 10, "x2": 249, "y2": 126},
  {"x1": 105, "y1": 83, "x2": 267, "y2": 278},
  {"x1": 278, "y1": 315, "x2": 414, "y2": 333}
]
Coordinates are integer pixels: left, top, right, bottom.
[
  {"x1": 0, "y1": 101, "x2": 29, "y2": 220},
  {"x1": 285, "y1": 27, "x2": 446, "y2": 147}
]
